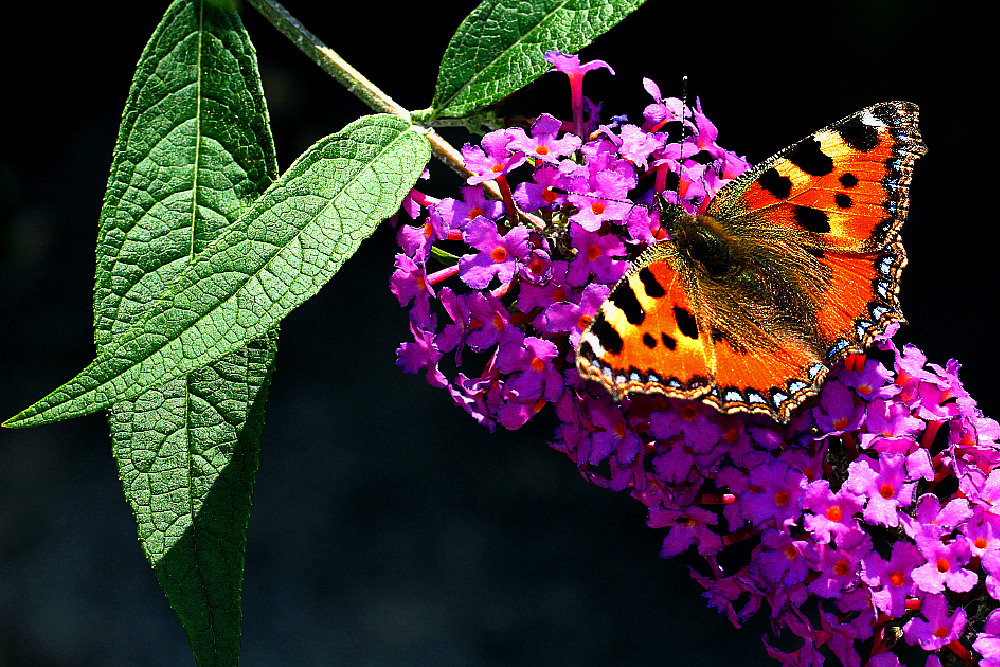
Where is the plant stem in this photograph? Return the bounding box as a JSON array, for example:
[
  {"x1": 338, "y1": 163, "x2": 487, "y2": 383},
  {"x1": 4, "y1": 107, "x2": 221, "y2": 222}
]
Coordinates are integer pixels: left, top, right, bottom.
[
  {"x1": 245, "y1": 0, "x2": 402, "y2": 116},
  {"x1": 245, "y1": 0, "x2": 470, "y2": 179},
  {"x1": 246, "y1": 0, "x2": 545, "y2": 229}
]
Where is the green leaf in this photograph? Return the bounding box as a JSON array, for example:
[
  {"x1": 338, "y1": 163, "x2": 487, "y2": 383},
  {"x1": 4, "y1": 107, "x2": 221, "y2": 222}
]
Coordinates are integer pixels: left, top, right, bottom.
[
  {"x1": 92, "y1": 0, "x2": 277, "y2": 664},
  {"x1": 429, "y1": 0, "x2": 647, "y2": 119},
  {"x1": 4, "y1": 112, "x2": 430, "y2": 431}
]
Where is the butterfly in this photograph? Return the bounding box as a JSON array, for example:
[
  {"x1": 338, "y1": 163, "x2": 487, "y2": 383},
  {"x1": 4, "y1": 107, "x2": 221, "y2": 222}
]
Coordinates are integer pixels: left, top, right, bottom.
[{"x1": 575, "y1": 101, "x2": 926, "y2": 422}]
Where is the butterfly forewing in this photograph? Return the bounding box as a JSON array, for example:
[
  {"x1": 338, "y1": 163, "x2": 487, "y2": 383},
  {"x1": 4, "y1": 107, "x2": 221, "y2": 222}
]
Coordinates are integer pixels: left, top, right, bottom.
[
  {"x1": 709, "y1": 101, "x2": 925, "y2": 251},
  {"x1": 577, "y1": 246, "x2": 715, "y2": 399},
  {"x1": 576, "y1": 102, "x2": 925, "y2": 422}
]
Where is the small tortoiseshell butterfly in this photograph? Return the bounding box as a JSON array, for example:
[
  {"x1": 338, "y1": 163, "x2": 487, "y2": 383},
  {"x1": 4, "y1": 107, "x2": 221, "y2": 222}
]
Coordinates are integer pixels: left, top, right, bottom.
[{"x1": 576, "y1": 101, "x2": 926, "y2": 422}]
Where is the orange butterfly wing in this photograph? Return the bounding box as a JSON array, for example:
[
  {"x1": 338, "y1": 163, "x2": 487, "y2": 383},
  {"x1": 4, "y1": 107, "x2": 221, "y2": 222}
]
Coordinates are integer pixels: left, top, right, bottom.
[
  {"x1": 707, "y1": 102, "x2": 924, "y2": 392},
  {"x1": 577, "y1": 256, "x2": 713, "y2": 400},
  {"x1": 576, "y1": 102, "x2": 926, "y2": 421}
]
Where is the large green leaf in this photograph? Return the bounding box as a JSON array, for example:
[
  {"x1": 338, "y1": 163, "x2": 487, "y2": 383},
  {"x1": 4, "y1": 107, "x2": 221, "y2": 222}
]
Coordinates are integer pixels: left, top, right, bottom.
[
  {"x1": 428, "y1": 0, "x2": 647, "y2": 119},
  {"x1": 4, "y1": 113, "x2": 430, "y2": 431},
  {"x1": 92, "y1": 0, "x2": 278, "y2": 664}
]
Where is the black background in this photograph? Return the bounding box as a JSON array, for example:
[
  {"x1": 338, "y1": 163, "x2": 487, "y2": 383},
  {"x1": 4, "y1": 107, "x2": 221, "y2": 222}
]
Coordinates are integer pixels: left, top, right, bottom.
[{"x1": 0, "y1": 1, "x2": 986, "y2": 665}]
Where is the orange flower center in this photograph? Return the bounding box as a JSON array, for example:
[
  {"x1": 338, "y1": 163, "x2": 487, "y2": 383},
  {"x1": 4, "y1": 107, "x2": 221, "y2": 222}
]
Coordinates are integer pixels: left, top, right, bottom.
[
  {"x1": 590, "y1": 201, "x2": 606, "y2": 215},
  {"x1": 833, "y1": 559, "x2": 850, "y2": 577},
  {"x1": 587, "y1": 244, "x2": 602, "y2": 261},
  {"x1": 535, "y1": 145, "x2": 550, "y2": 156},
  {"x1": 773, "y1": 491, "x2": 790, "y2": 507},
  {"x1": 530, "y1": 357, "x2": 546, "y2": 372},
  {"x1": 879, "y1": 483, "x2": 895, "y2": 499},
  {"x1": 491, "y1": 163, "x2": 505, "y2": 173},
  {"x1": 936, "y1": 557, "x2": 951, "y2": 574},
  {"x1": 491, "y1": 246, "x2": 508, "y2": 263},
  {"x1": 890, "y1": 571, "x2": 905, "y2": 586},
  {"x1": 542, "y1": 188, "x2": 558, "y2": 203},
  {"x1": 825, "y1": 506, "x2": 843, "y2": 522}
]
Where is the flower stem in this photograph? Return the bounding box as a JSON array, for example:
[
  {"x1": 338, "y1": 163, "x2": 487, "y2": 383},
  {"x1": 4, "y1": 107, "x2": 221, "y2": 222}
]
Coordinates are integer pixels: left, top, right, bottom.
[
  {"x1": 246, "y1": 0, "x2": 546, "y2": 230},
  {"x1": 245, "y1": 0, "x2": 402, "y2": 115},
  {"x1": 245, "y1": 0, "x2": 470, "y2": 178}
]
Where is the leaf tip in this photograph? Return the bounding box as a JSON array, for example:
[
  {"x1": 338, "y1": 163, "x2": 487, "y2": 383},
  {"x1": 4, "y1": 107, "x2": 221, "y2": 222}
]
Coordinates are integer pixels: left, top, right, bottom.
[{"x1": 2, "y1": 413, "x2": 26, "y2": 429}]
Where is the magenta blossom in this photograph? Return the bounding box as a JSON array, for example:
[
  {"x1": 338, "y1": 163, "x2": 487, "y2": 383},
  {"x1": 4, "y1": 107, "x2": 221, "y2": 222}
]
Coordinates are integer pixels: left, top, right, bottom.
[
  {"x1": 461, "y1": 128, "x2": 526, "y2": 184},
  {"x1": 903, "y1": 594, "x2": 967, "y2": 651},
  {"x1": 389, "y1": 60, "x2": 999, "y2": 666},
  {"x1": 458, "y1": 218, "x2": 531, "y2": 289}
]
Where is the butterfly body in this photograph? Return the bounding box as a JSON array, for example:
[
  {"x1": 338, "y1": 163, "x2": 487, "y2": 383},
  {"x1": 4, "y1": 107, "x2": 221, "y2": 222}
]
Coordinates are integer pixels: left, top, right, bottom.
[{"x1": 576, "y1": 102, "x2": 926, "y2": 422}]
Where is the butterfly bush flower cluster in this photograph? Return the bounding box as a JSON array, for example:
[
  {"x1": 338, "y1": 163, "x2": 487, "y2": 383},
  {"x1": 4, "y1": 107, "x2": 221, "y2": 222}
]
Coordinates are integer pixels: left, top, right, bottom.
[{"x1": 391, "y1": 51, "x2": 1000, "y2": 665}]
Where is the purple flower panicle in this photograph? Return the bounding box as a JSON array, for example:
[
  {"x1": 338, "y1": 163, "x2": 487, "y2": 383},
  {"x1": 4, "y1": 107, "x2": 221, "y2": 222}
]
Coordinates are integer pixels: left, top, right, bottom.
[{"x1": 389, "y1": 54, "x2": 997, "y2": 666}]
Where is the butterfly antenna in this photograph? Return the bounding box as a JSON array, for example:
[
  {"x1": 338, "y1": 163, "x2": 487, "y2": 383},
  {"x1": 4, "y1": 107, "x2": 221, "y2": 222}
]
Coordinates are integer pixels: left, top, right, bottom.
[
  {"x1": 680, "y1": 75, "x2": 689, "y2": 142},
  {"x1": 667, "y1": 76, "x2": 690, "y2": 209}
]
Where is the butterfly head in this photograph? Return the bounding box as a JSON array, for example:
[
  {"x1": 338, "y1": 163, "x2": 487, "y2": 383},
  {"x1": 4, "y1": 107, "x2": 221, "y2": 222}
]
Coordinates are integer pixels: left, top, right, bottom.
[{"x1": 658, "y1": 202, "x2": 743, "y2": 281}]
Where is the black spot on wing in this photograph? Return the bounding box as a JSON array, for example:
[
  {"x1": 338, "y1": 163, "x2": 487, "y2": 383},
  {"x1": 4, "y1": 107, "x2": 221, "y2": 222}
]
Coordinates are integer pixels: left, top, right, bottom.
[
  {"x1": 838, "y1": 117, "x2": 879, "y2": 152},
  {"x1": 674, "y1": 306, "x2": 699, "y2": 340},
  {"x1": 610, "y1": 282, "x2": 645, "y2": 325},
  {"x1": 642, "y1": 333, "x2": 657, "y2": 348},
  {"x1": 788, "y1": 137, "x2": 834, "y2": 176},
  {"x1": 590, "y1": 310, "x2": 624, "y2": 355},
  {"x1": 839, "y1": 172, "x2": 858, "y2": 188},
  {"x1": 661, "y1": 333, "x2": 677, "y2": 350},
  {"x1": 835, "y1": 193, "x2": 852, "y2": 209},
  {"x1": 758, "y1": 167, "x2": 792, "y2": 199},
  {"x1": 638, "y1": 266, "x2": 666, "y2": 298},
  {"x1": 793, "y1": 206, "x2": 831, "y2": 234}
]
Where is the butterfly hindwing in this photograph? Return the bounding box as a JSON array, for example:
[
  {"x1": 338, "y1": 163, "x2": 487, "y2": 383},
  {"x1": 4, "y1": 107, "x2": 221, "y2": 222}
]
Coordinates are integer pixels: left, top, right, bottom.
[{"x1": 576, "y1": 102, "x2": 925, "y2": 422}]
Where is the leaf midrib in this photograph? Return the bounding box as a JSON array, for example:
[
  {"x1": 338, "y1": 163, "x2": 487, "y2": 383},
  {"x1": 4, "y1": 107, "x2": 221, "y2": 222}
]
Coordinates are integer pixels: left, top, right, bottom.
[{"x1": 185, "y1": 0, "x2": 208, "y2": 645}]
